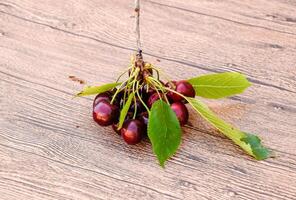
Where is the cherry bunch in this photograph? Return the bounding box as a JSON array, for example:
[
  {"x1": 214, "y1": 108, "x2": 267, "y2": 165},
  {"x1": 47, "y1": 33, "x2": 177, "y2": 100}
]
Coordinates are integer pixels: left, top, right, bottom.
[
  {"x1": 76, "y1": 52, "x2": 270, "y2": 166},
  {"x1": 92, "y1": 54, "x2": 195, "y2": 145}
]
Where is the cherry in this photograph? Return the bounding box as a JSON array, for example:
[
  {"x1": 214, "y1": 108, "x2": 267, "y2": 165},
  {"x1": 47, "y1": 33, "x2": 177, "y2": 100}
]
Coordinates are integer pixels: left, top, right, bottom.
[
  {"x1": 121, "y1": 119, "x2": 144, "y2": 145},
  {"x1": 138, "y1": 112, "x2": 149, "y2": 136},
  {"x1": 141, "y1": 85, "x2": 156, "y2": 99},
  {"x1": 171, "y1": 102, "x2": 189, "y2": 126},
  {"x1": 129, "y1": 98, "x2": 144, "y2": 114},
  {"x1": 93, "y1": 92, "x2": 111, "y2": 107},
  {"x1": 93, "y1": 100, "x2": 119, "y2": 126},
  {"x1": 112, "y1": 89, "x2": 124, "y2": 104},
  {"x1": 169, "y1": 80, "x2": 195, "y2": 102},
  {"x1": 138, "y1": 112, "x2": 149, "y2": 126},
  {"x1": 147, "y1": 92, "x2": 163, "y2": 108}
]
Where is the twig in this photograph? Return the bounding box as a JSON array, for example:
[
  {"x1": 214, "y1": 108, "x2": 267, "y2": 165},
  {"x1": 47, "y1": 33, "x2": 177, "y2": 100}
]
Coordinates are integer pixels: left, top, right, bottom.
[{"x1": 135, "y1": 0, "x2": 141, "y2": 53}]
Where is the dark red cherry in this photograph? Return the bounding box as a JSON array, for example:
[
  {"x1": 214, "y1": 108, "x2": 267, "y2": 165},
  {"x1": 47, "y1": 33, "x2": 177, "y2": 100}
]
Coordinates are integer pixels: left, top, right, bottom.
[
  {"x1": 170, "y1": 80, "x2": 195, "y2": 102},
  {"x1": 129, "y1": 98, "x2": 144, "y2": 114},
  {"x1": 147, "y1": 93, "x2": 163, "y2": 108},
  {"x1": 121, "y1": 119, "x2": 144, "y2": 145},
  {"x1": 138, "y1": 112, "x2": 149, "y2": 125},
  {"x1": 112, "y1": 89, "x2": 124, "y2": 104},
  {"x1": 138, "y1": 112, "x2": 149, "y2": 136},
  {"x1": 93, "y1": 92, "x2": 111, "y2": 107},
  {"x1": 93, "y1": 100, "x2": 119, "y2": 126},
  {"x1": 141, "y1": 85, "x2": 156, "y2": 99},
  {"x1": 171, "y1": 102, "x2": 189, "y2": 126}
]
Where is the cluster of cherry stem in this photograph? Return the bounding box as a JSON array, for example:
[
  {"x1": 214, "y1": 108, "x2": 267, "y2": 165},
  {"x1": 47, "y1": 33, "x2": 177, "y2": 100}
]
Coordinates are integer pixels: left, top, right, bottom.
[{"x1": 108, "y1": 0, "x2": 183, "y2": 120}]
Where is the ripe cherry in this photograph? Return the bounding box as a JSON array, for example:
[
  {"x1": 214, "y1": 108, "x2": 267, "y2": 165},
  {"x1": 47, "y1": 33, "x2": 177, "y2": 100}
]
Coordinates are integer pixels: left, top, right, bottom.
[
  {"x1": 147, "y1": 92, "x2": 163, "y2": 108},
  {"x1": 138, "y1": 112, "x2": 149, "y2": 126},
  {"x1": 112, "y1": 90, "x2": 124, "y2": 105},
  {"x1": 169, "y1": 80, "x2": 195, "y2": 102},
  {"x1": 141, "y1": 85, "x2": 156, "y2": 100},
  {"x1": 93, "y1": 92, "x2": 111, "y2": 107},
  {"x1": 138, "y1": 112, "x2": 149, "y2": 136},
  {"x1": 93, "y1": 100, "x2": 119, "y2": 126},
  {"x1": 171, "y1": 102, "x2": 189, "y2": 126},
  {"x1": 129, "y1": 98, "x2": 144, "y2": 114},
  {"x1": 121, "y1": 119, "x2": 144, "y2": 145}
]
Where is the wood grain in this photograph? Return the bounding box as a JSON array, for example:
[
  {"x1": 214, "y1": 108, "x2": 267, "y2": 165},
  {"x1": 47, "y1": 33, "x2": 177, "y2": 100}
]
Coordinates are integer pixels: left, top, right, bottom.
[{"x1": 0, "y1": 0, "x2": 296, "y2": 199}]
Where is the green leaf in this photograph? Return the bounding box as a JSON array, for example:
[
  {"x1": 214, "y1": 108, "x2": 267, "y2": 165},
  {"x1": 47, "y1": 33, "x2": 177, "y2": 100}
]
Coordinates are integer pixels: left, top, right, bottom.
[
  {"x1": 76, "y1": 82, "x2": 121, "y2": 97},
  {"x1": 186, "y1": 97, "x2": 270, "y2": 160},
  {"x1": 148, "y1": 100, "x2": 182, "y2": 167},
  {"x1": 118, "y1": 93, "x2": 135, "y2": 129},
  {"x1": 188, "y1": 72, "x2": 251, "y2": 99}
]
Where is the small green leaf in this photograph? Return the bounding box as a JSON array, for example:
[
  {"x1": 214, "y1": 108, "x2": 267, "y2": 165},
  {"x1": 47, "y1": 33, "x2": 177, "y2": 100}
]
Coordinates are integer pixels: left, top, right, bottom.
[
  {"x1": 186, "y1": 97, "x2": 270, "y2": 160},
  {"x1": 148, "y1": 100, "x2": 182, "y2": 167},
  {"x1": 76, "y1": 82, "x2": 121, "y2": 97},
  {"x1": 188, "y1": 72, "x2": 251, "y2": 99},
  {"x1": 118, "y1": 93, "x2": 135, "y2": 129}
]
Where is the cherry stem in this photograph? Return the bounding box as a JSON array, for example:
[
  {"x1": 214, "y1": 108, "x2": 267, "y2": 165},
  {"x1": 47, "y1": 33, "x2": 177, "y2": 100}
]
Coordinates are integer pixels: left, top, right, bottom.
[
  {"x1": 116, "y1": 67, "x2": 132, "y2": 83},
  {"x1": 165, "y1": 87, "x2": 187, "y2": 99},
  {"x1": 136, "y1": 81, "x2": 150, "y2": 114},
  {"x1": 150, "y1": 65, "x2": 172, "y2": 83},
  {"x1": 132, "y1": 79, "x2": 138, "y2": 119},
  {"x1": 111, "y1": 67, "x2": 139, "y2": 105},
  {"x1": 147, "y1": 76, "x2": 170, "y2": 104},
  {"x1": 111, "y1": 81, "x2": 127, "y2": 104}
]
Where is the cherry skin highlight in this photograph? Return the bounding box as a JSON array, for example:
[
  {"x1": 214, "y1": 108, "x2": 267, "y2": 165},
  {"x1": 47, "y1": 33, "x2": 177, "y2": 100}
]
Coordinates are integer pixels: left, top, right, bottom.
[
  {"x1": 93, "y1": 100, "x2": 119, "y2": 126},
  {"x1": 171, "y1": 102, "x2": 189, "y2": 126},
  {"x1": 121, "y1": 119, "x2": 144, "y2": 145}
]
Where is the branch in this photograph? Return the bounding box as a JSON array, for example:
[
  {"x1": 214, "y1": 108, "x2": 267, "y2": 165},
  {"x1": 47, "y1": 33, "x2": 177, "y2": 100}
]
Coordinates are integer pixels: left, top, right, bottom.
[{"x1": 135, "y1": 0, "x2": 141, "y2": 52}]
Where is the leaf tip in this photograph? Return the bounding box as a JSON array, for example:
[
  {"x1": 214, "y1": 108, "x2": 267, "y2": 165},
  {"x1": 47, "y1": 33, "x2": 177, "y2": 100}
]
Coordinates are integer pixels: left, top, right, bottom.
[
  {"x1": 75, "y1": 92, "x2": 83, "y2": 97},
  {"x1": 158, "y1": 158, "x2": 166, "y2": 168},
  {"x1": 241, "y1": 133, "x2": 271, "y2": 160}
]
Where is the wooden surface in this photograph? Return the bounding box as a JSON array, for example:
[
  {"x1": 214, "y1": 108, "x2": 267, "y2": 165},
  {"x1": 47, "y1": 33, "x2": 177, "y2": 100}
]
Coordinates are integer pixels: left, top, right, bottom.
[{"x1": 1, "y1": 0, "x2": 296, "y2": 199}]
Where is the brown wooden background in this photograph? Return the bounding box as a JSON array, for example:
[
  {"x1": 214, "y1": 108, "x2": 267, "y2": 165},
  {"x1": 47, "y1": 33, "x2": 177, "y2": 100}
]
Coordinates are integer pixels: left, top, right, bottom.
[{"x1": 1, "y1": 0, "x2": 296, "y2": 199}]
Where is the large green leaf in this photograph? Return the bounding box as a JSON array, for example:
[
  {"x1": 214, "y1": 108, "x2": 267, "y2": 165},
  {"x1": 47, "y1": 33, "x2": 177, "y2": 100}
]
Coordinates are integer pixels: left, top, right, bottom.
[
  {"x1": 76, "y1": 82, "x2": 121, "y2": 97},
  {"x1": 118, "y1": 93, "x2": 135, "y2": 129},
  {"x1": 148, "y1": 100, "x2": 182, "y2": 167},
  {"x1": 186, "y1": 97, "x2": 270, "y2": 160},
  {"x1": 188, "y1": 72, "x2": 251, "y2": 99}
]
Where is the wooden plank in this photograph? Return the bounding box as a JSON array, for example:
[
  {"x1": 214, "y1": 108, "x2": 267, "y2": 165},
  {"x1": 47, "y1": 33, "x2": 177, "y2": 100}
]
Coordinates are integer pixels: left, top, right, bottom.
[{"x1": 0, "y1": 0, "x2": 296, "y2": 199}]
